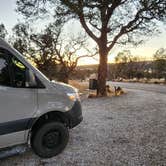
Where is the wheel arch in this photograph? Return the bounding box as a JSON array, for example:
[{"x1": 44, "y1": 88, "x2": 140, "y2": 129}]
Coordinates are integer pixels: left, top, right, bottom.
[{"x1": 27, "y1": 111, "x2": 69, "y2": 143}]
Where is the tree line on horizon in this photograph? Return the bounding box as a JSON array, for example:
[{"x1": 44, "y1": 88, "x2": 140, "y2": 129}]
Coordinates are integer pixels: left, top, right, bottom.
[
  {"x1": 109, "y1": 49, "x2": 166, "y2": 81},
  {"x1": 74, "y1": 49, "x2": 166, "y2": 82}
]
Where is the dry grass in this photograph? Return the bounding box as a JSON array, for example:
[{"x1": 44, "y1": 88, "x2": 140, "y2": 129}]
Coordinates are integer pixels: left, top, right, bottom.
[
  {"x1": 69, "y1": 80, "x2": 88, "y2": 93},
  {"x1": 69, "y1": 80, "x2": 126, "y2": 99}
]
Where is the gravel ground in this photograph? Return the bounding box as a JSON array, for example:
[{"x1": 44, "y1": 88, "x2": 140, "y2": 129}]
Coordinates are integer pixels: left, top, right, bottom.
[{"x1": 0, "y1": 87, "x2": 166, "y2": 166}]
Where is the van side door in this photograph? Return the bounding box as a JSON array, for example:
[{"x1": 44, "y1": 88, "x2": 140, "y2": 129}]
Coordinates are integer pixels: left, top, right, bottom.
[{"x1": 0, "y1": 48, "x2": 37, "y2": 148}]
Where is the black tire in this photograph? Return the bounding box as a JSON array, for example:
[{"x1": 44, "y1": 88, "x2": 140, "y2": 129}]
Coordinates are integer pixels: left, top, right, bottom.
[{"x1": 31, "y1": 122, "x2": 69, "y2": 158}]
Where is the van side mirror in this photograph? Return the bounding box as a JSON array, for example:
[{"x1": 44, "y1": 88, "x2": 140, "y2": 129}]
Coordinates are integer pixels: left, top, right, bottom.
[{"x1": 26, "y1": 69, "x2": 37, "y2": 88}]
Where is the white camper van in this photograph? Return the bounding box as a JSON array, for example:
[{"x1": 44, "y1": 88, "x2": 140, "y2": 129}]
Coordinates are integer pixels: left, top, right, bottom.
[{"x1": 0, "y1": 38, "x2": 83, "y2": 158}]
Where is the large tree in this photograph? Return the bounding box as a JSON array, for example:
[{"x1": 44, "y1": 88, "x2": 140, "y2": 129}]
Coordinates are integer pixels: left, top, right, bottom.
[{"x1": 17, "y1": 0, "x2": 166, "y2": 96}]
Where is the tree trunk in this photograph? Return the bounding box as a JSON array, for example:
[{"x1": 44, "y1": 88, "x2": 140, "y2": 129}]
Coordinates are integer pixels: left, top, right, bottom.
[{"x1": 97, "y1": 49, "x2": 108, "y2": 96}]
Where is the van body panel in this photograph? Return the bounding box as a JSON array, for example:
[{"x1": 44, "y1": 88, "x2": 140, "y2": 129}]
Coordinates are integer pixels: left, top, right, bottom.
[
  {"x1": 0, "y1": 86, "x2": 37, "y2": 145},
  {"x1": 0, "y1": 87, "x2": 37, "y2": 123},
  {"x1": 0, "y1": 130, "x2": 27, "y2": 148},
  {"x1": 37, "y1": 89, "x2": 74, "y2": 114},
  {"x1": 64, "y1": 100, "x2": 83, "y2": 128}
]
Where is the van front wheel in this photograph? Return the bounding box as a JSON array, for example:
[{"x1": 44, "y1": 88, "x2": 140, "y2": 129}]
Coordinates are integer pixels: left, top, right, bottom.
[{"x1": 31, "y1": 122, "x2": 69, "y2": 158}]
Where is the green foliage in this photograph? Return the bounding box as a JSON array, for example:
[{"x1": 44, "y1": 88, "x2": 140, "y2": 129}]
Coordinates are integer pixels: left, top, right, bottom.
[
  {"x1": 12, "y1": 23, "x2": 30, "y2": 55},
  {"x1": 115, "y1": 50, "x2": 138, "y2": 64},
  {"x1": 153, "y1": 48, "x2": 166, "y2": 79},
  {"x1": 154, "y1": 48, "x2": 166, "y2": 60},
  {"x1": 114, "y1": 50, "x2": 146, "y2": 79}
]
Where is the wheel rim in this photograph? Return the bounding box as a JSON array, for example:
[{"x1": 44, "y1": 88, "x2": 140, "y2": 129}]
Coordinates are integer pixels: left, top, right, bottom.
[{"x1": 42, "y1": 130, "x2": 61, "y2": 149}]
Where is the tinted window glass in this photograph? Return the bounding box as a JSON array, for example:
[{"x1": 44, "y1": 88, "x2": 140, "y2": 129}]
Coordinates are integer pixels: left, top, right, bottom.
[
  {"x1": 12, "y1": 56, "x2": 27, "y2": 88},
  {"x1": 0, "y1": 51, "x2": 11, "y2": 86}
]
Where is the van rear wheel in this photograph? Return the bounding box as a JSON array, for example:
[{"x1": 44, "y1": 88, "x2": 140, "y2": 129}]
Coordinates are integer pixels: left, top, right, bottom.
[{"x1": 31, "y1": 122, "x2": 69, "y2": 158}]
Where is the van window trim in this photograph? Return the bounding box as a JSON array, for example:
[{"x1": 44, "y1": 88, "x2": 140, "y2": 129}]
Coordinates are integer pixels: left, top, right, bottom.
[
  {"x1": 0, "y1": 48, "x2": 13, "y2": 87},
  {"x1": 0, "y1": 47, "x2": 45, "y2": 89}
]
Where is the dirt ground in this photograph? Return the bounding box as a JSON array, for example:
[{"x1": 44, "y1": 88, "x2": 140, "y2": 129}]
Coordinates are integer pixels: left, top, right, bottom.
[{"x1": 0, "y1": 84, "x2": 166, "y2": 166}]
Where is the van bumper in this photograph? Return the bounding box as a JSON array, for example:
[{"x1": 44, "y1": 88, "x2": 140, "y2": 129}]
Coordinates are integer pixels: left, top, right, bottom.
[{"x1": 65, "y1": 100, "x2": 83, "y2": 129}]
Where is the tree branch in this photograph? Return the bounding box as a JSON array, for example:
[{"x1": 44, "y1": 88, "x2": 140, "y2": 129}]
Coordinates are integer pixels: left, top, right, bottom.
[
  {"x1": 107, "y1": 7, "x2": 148, "y2": 51},
  {"x1": 79, "y1": 14, "x2": 99, "y2": 44},
  {"x1": 105, "y1": 0, "x2": 126, "y2": 25}
]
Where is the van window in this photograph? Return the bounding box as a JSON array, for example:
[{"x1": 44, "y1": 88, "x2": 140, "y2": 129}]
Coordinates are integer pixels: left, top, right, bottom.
[
  {"x1": 0, "y1": 52, "x2": 11, "y2": 86},
  {"x1": 11, "y1": 56, "x2": 27, "y2": 88}
]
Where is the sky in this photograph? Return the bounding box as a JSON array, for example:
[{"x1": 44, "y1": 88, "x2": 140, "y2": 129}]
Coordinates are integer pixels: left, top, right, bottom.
[{"x1": 0, "y1": 0, "x2": 166, "y2": 65}]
